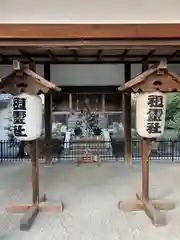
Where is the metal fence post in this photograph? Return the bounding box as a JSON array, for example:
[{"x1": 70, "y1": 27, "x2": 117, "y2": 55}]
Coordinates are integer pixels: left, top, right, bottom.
[
  {"x1": 171, "y1": 140, "x2": 174, "y2": 162},
  {"x1": 0, "y1": 141, "x2": 3, "y2": 164}
]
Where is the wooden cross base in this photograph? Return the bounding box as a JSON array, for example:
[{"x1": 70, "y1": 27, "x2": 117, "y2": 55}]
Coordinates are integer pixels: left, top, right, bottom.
[
  {"x1": 6, "y1": 194, "x2": 64, "y2": 231},
  {"x1": 77, "y1": 155, "x2": 101, "y2": 167},
  {"x1": 119, "y1": 193, "x2": 175, "y2": 227}
]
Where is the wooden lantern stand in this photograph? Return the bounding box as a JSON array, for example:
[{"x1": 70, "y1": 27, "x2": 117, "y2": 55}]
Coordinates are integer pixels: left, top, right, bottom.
[
  {"x1": 117, "y1": 59, "x2": 180, "y2": 226},
  {"x1": 1, "y1": 60, "x2": 64, "y2": 231},
  {"x1": 119, "y1": 138, "x2": 175, "y2": 226}
]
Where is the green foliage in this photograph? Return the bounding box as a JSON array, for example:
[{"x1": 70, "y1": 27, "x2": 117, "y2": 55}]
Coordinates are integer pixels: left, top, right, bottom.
[{"x1": 165, "y1": 93, "x2": 180, "y2": 130}]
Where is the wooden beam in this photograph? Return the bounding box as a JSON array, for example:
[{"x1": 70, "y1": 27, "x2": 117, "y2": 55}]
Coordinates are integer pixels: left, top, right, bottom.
[
  {"x1": 141, "y1": 50, "x2": 156, "y2": 63},
  {"x1": 47, "y1": 50, "x2": 59, "y2": 62},
  {"x1": 0, "y1": 53, "x2": 11, "y2": 63},
  {"x1": 0, "y1": 39, "x2": 180, "y2": 48},
  {"x1": 97, "y1": 50, "x2": 103, "y2": 61},
  {"x1": 3, "y1": 53, "x2": 180, "y2": 60},
  {"x1": 1, "y1": 24, "x2": 180, "y2": 39},
  {"x1": 44, "y1": 63, "x2": 52, "y2": 164},
  {"x1": 167, "y1": 49, "x2": 180, "y2": 60},
  {"x1": 142, "y1": 62, "x2": 149, "y2": 72},
  {"x1": 123, "y1": 64, "x2": 132, "y2": 164},
  {"x1": 20, "y1": 204, "x2": 39, "y2": 231},
  {"x1": 1, "y1": 58, "x2": 180, "y2": 65},
  {"x1": 120, "y1": 50, "x2": 128, "y2": 61},
  {"x1": 72, "y1": 50, "x2": 78, "y2": 61},
  {"x1": 19, "y1": 49, "x2": 34, "y2": 62}
]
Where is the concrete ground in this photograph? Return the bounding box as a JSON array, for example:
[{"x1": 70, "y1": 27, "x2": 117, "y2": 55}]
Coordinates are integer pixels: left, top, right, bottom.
[{"x1": 0, "y1": 161, "x2": 180, "y2": 240}]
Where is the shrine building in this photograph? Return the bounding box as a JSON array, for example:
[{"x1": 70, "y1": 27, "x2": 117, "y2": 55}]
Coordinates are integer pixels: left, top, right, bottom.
[{"x1": 0, "y1": 0, "x2": 180, "y2": 163}]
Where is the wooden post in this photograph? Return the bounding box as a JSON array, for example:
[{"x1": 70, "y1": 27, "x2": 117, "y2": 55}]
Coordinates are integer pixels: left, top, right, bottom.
[
  {"x1": 102, "y1": 94, "x2": 105, "y2": 112},
  {"x1": 69, "y1": 93, "x2": 72, "y2": 110},
  {"x1": 141, "y1": 138, "x2": 151, "y2": 200},
  {"x1": 44, "y1": 63, "x2": 52, "y2": 164},
  {"x1": 29, "y1": 62, "x2": 40, "y2": 205},
  {"x1": 141, "y1": 63, "x2": 150, "y2": 200},
  {"x1": 30, "y1": 140, "x2": 39, "y2": 204},
  {"x1": 123, "y1": 64, "x2": 132, "y2": 164}
]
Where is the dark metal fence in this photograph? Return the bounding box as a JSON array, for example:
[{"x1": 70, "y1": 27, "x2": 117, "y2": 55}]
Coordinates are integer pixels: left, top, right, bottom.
[{"x1": 0, "y1": 139, "x2": 180, "y2": 164}]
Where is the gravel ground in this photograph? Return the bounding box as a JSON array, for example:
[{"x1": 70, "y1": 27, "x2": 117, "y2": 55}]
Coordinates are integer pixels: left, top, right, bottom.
[{"x1": 0, "y1": 161, "x2": 180, "y2": 239}]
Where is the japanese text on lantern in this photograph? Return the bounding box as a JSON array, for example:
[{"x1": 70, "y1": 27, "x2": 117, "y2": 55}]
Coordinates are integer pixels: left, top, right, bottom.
[
  {"x1": 146, "y1": 95, "x2": 164, "y2": 135},
  {"x1": 13, "y1": 97, "x2": 27, "y2": 137}
]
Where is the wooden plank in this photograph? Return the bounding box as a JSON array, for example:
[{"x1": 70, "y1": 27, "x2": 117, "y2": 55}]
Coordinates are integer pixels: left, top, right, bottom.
[
  {"x1": 136, "y1": 193, "x2": 167, "y2": 226},
  {"x1": 118, "y1": 200, "x2": 144, "y2": 212},
  {"x1": 1, "y1": 24, "x2": 180, "y2": 39},
  {"x1": 143, "y1": 200, "x2": 166, "y2": 226},
  {"x1": 152, "y1": 200, "x2": 175, "y2": 211},
  {"x1": 6, "y1": 204, "x2": 32, "y2": 213},
  {"x1": 0, "y1": 39, "x2": 179, "y2": 48},
  {"x1": 39, "y1": 202, "x2": 64, "y2": 212},
  {"x1": 20, "y1": 205, "x2": 39, "y2": 231}
]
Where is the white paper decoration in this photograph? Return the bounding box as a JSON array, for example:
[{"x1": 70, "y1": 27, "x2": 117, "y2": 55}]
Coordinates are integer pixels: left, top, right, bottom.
[
  {"x1": 136, "y1": 91, "x2": 166, "y2": 138},
  {"x1": 12, "y1": 93, "x2": 43, "y2": 141}
]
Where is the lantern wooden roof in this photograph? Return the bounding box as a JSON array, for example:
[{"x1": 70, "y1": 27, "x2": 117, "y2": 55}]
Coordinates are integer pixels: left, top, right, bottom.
[
  {"x1": 0, "y1": 60, "x2": 61, "y2": 95},
  {"x1": 118, "y1": 59, "x2": 180, "y2": 93}
]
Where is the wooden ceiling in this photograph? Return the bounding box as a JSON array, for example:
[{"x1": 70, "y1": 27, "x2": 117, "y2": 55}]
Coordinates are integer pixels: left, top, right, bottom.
[
  {"x1": 0, "y1": 23, "x2": 180, "y2": 64},
  {"x1": 0, "y1": 47, "x2": 180, "y2": 64}
]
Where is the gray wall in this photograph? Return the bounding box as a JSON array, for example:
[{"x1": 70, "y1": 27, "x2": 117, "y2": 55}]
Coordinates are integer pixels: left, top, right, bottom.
[
  {"x1": 51, "y1": 64, "x2": 143, "y2": 86},
  {"x1": 51, "y1": 64, "x2": 124, "y2": 86},
  {"x1": 0, "y1": 64, "x2": 44, "y2": 77},
  {"x1": 0, "y1": 64, "x2": 179, "y2": 86}
]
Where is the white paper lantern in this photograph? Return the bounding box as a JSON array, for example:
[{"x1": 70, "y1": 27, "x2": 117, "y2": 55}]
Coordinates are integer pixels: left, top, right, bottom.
[
  {"x1": 136, "y1": 91, "x2": 166, "y2": 138},
  {"x1": 12, "y1": 93, "x2": 43, "y2": 141}
]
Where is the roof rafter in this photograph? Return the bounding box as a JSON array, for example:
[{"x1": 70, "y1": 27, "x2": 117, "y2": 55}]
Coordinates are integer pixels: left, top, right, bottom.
[
  {"x1": 19, "y1": 49, "x2": 34, "y2": 62},
  {"x1": 140, "y1": 49, "x2": 156, "y2": 62},
  {"x1": 71, "y1": 50, "x2": 79, "y2": 61},
  {"x1": 97, "y1": 50, "x2": 103, "y2": 61},
  {"x1": 47, "y1": 50, "x2": 59, "y2": 62},
  {"x1": 120, "y1": 50, "x2": 128, "y2": 61},
  {"x1": 167, "y1": 49, "x2": 180, "y2": 60}
]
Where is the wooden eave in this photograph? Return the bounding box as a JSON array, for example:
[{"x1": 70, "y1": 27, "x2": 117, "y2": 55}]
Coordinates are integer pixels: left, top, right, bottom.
[
  {"x1": 118, "y1": 60, "x2": 180, "y2": 93},
  {"x1": 0, "y1": 60, "x2": 61, "y2": 94},
  {"x1": 0, "y1": 24, "x2": 180, "y2": 64},
  {"x1": 0, "y1": 24, "x2": 180, "y2": 39}
]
